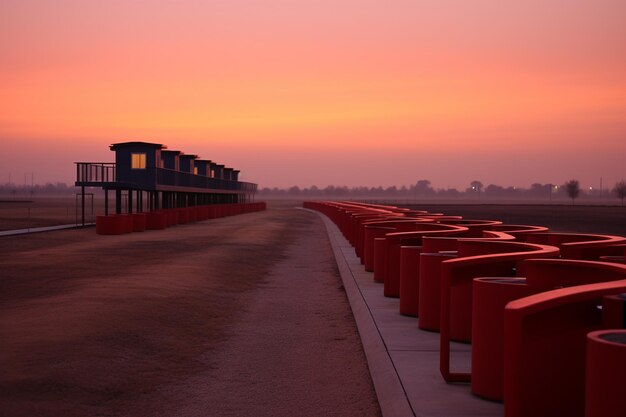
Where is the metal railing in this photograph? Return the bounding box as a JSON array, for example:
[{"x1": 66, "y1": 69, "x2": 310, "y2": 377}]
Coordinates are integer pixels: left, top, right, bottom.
[
  {"x1": 75, "y1": 162, "x2": 257, "y2": 192},
  {"x1": 155, "y1": 168, "x2": 256, "y2": 192},
  {"x1": 76, "y1": 162, "x2": 116, "y2": 183}
]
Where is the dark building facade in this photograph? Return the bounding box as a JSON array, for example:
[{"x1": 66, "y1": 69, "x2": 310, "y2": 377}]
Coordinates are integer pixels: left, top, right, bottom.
[{"x1": 75, "y1": 141, "x2": 257, "y2": 224}]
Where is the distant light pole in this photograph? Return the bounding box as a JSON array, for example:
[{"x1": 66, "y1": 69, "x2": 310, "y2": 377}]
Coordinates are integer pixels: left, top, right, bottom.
[
  {"x1": 600, "y1": 177, "x2": 603, "y2": 198},
  {"x1": 549, "y1": 183, "x2": 553, "y2": 201},
  {"x1": 550, "y1": 184, "x2": 558, "y2": 202}
]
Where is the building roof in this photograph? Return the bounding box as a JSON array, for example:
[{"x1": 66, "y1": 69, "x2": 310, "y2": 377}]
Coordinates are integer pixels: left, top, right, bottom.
[{"x1": 109, "y1": 141, "x2": 165, "y2": 150}]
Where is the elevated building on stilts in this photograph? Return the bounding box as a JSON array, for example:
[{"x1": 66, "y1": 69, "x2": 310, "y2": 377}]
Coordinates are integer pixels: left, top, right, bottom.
[{"x1": 74, "y1": 141, "x2": 257, "y2": 226}]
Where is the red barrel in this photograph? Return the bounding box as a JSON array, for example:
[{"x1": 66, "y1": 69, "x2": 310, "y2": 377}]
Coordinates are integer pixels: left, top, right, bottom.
[
  {"x1": 399, "y1": 246, "x2": 423, "y2": 316},
  {"x1": 373, "y1": 238, "x2": 387, "y2": 283},
  {"x1": 585, "y1": 330, "x2": 626, "y2": 417},
  {"x1": 418, "y1": 252, "x2": 457, "y2": 331},
  {"x1": 471, "y1": 277, "x2": 535, "y2": 401}
]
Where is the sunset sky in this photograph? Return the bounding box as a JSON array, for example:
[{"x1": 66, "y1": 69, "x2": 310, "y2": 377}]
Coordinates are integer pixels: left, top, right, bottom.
[{"x1": 1, "y1": 0, "x2": 625, "y2": 190}]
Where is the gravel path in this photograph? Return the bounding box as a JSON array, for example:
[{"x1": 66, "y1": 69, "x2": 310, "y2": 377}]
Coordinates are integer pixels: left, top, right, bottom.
[
  {"x1": 142, "y1": 208, "x2": 380, "y2": 417},
  {"x1": 0, "y1": 207, "x2": 380, "y2": 416}
]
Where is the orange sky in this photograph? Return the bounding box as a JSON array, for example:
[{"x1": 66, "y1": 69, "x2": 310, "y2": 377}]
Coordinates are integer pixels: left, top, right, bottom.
[{"x1": 1, "y1": 0, "x2": 625, "y2": 189}]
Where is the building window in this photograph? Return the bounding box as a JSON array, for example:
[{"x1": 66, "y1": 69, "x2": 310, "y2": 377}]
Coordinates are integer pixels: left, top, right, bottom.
[
  {"x1": 194, "y1": 167, "x2": 198, "y2": 175},
  {"x1": 131, "y1": 153, "x2": 146, "y2": 169},
  {"x1": 210, "y1": 169, "x2": 215, "y2": 178}
]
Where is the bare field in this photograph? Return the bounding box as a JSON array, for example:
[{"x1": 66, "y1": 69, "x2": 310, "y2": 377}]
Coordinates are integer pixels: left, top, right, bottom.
[
  {"x1": 1, "y1": 197, "x2": 624, "y2": 236},
  {"x1": 269, "y1": 199, "x2": 626, "y2": 236},
  {"x1": 0, "y1": 197, "x2": 85, "y2": 231},
  {"x1": 0, "y1": 207, "x2": 380, "y2": 417},
  {"x1": 398, "y1": 203, "x2": 626, "y2": 236},
  {"x1": 0, "y1": 197, "x2": 296, "y2": 231}
]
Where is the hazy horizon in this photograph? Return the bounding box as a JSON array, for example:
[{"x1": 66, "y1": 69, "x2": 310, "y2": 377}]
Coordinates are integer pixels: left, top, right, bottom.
[{"x1": 2, "y1": 1, "x2": 625, "y2": 189}]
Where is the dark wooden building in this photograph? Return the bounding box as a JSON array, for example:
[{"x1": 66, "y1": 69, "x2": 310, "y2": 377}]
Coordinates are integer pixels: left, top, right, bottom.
[{"x1": 75, "y1": 141, "x2": 257, "y2": 224}]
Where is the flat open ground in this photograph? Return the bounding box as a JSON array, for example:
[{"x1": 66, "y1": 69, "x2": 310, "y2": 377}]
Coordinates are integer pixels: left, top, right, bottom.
[
  {"x1": 399, "y1": 203, "x2": 626, "y2": 235},
  {"x1": 2, "y1": 198, "x2": 624, "y2": 416},
  {"x1": 0, "y1": 197, "x2": 79, "y2": 231},
  {"x1": 0, "y1": 205, "x2": 380, "y2": 416},
  {"x1": 2, "y1": 197, "x2": 625, "y2": 236}
]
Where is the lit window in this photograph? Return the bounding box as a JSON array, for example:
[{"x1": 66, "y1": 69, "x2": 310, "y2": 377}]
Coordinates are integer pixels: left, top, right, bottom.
[
  {"x1": 210, "y1": 169, "x2": 215, "y2": 178},
  {"x1": 131, "y1": 153, "x2": 146, "y2": 169},
  {"x1": 194, "y1": 167, "x2": 198, "y2": 175}
]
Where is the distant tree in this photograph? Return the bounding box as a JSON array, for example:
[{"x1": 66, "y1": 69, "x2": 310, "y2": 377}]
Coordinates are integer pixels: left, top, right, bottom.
[
  {"x1": 484, "y1": 184, "x2": 505, "y2": 197},
  {"x1": 287, "y1": 185, "x2": 301, "y2": 195},
  {"x1": 468, "y1": 180, "x2": 483, "y2": 198},
  {"x1": 564, "y1": 179, "x2": 580, "y2": 205},
  {"x1": 613, "y1": 180, "x2": 626, "y2": 207},
  {"x1": 352, "y1": 186, "x2": 369, "y2": 196},
  {"x1": 529, "y1": 183, "x2": 543, "y2": 193},
  {"x1": 437, "y1": 188, "x2": 460, "y2": 197},
  {"x1": 504, "y1": 186, "x2": 519, "y2": 198},
  {"x1": 335, "y1": 186, "x2": 349, "y2": 196},
  {"x1": 528, "y1": 183, "x2": 551, "y2": 198},
  {"x1": 385, "y1": 185, "x2": 398, "y2": 196},
  {"x1": 413, "y1": 179, "x2": 435, "y2": 197}
]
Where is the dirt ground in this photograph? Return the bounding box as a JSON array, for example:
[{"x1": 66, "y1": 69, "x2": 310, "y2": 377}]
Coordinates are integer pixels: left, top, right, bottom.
[
  {"x1": 0, "y1": 205, "x2": 381, "y2": 417},
  {"x1": 2, "y1": 197, "x2": 625, "y2": 236},
  {"x1": 0, "y1": 197, "x2": 79, "y2": 231},
  {"x1": 398, "y1": 203, "x2": 626, "y2": 235}
]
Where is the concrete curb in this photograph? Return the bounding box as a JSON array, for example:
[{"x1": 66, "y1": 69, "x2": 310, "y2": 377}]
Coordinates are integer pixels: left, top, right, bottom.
[
  {"x1": 0, "y1": 223, "x2": 94, "y2": 237},
  {"x1": 304, "y1": 208, "x2": 415, "y2": 417}
]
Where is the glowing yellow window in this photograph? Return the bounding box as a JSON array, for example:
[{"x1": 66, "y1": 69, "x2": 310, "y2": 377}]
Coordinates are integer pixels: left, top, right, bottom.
[
  {"x1": 131, "y1": 153, "x2": 146, "y2": 169},
  {"x1": 194, "y1": 167, "x2": 198, "y2": 175}
]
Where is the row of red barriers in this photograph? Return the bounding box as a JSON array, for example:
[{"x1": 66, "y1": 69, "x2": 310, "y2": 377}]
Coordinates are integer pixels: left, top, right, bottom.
[
  {"x1": 303, "y1": 200, "x2": 626, "y2": 417},
  {"x1": 95, "y1": 202, "x2": 266, "y2": 235}
]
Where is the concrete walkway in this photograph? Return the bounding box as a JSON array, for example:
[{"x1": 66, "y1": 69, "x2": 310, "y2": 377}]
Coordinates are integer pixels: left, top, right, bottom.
[
  {"x1": 312, "y1": 209, "x2": 504, "y2": 417},
  {"x1": 0, "y1": 223, "x2": 93, "y2": 237}
]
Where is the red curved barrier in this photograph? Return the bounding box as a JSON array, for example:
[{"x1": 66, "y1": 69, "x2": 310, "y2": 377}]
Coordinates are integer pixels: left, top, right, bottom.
[
  {"x1": 382, "y1": 224, "x2": 468, "y2": 299},
  {"x1": 526, "y1": 232, "x2": 626, "y2": 260},
  {"x1": 439, "y1": 240, "x2": 560, "y2": 383},
  {"x1": 504, "y1": 281, "x2": 626, "y2": 417},
  {"x1": 302, "y1": 200, "x2": 626, "y2": 417},
  {"x1": 471, "y1": 260, "x2": 626, "y2": 401}
]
